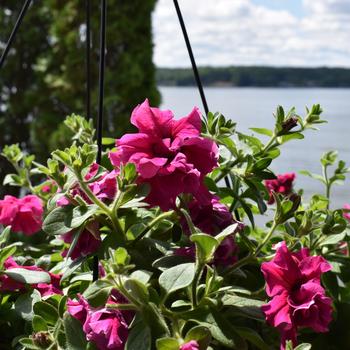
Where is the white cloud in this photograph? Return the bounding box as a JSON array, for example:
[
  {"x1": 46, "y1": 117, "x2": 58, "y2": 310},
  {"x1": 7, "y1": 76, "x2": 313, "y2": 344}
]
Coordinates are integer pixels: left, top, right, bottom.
[{"x1": 152, "y1": 0, "x2": 350, "y2": 67}]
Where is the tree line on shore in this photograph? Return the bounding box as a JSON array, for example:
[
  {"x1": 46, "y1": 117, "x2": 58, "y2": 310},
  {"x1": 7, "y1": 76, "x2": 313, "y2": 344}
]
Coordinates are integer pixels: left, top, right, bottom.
[{"x1": 157, "y1": 66, "x2": 350, "y2": 87}]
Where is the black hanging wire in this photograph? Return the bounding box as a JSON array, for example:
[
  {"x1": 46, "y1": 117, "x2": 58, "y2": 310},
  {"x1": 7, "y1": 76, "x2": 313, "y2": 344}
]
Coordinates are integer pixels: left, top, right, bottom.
[
  {"x1": 92, "y1": 0, "x2": 107, "y2": 281},
  {"x1": 173, "y1": 0, "x2": 209, "y2": 115},
  {"x1": 86, "y1": 0, "x2": 91, "y2": 119},
  {"x1": 96, "y1": 0, "x2": 106, "y2": 165},
  {"x1": 0, "y1": 0, "x2": 32, "y2": 69},
  {"x1": 173, "y1": 0, "x2": 232, "y2": 189}
]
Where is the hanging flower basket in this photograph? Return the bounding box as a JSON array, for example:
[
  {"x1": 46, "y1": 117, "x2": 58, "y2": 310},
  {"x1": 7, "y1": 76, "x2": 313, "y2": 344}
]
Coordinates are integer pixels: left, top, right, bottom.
[{"x1": 1, "y1": 98, "x2": 349, "y2": 350}]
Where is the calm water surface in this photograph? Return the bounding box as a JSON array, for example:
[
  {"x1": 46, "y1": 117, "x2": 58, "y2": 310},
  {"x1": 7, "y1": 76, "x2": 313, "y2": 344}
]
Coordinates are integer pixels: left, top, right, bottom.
[{"x1": 159, "y1": 87, "x2": 350, "y2": 207}]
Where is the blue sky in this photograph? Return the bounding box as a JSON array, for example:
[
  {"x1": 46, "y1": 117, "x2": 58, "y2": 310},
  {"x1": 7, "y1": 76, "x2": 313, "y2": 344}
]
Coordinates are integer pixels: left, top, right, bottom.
[
  {"x1": 252, "y1": 0, "x2": 303, "y2": 16},
  {"x1": 153, "y1": 0, "x2": 350, "y2": 67}
]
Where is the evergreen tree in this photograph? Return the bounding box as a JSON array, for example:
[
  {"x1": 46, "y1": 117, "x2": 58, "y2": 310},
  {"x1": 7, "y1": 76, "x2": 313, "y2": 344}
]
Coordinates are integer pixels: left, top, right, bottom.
[{"x1": 0, "y1": 0, "x2": 160, "y2": 194}]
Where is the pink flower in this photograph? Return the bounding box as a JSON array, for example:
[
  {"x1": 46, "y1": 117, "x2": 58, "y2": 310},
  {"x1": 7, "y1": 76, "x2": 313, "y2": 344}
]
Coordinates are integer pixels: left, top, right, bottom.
[
  {"x1": 36, "y1": 272, "x2": 62, "y2": 297},
  {"x1": 62, "y1": 223, "x2": 101, "y2": 260},
  {"x1": 0, "y1": 257, "x2": 62, "y2": 296},
  {"x1": 265, "y1": 173, "x2": 295, "y2": 204},
  {"x1": 343, "y1": 203, "x2": 350, "y2": 222},
  {"x1": 186, "y1": 191, "x2": 243, "y2": 235},
  {"x1": 180, "y1": 340, "x2": 200, "y2": 350},
  {"x1": 109, "y1": 99, "x2": 218, "y2": 211},
  {"x1": 83, "y1": 307, "x2": 128, "y2": 350},
  {"x1": 57, "y1": 164, "x2": 118, "y2": 206},
  {"x1": 0, "y1": 195, "x2": 43, "y2": 235},
  {"x1": 67, "y1": 295, "x2": 90, "y2": 324},
  {"x1": 177, "y1": 190, "x2": 242, "y2": 267},
  {"x1": 261, "y1": 242, "x2": 332, "y2": 350},
  {"x1": 214, "y1": 236, "x2": 239, "y2": 266},
  {"x1": 175, "y1": 246, "x2": 196, "y2": 260},
  {"x1": 86, "y1": 164, "x2": 118, "y2": 201},
  {"x1": 337, "y1": 242, "x2": 348, "y2": 255},
  {"x1": 68, "y1": 293, "x2": 131, "y2": 350}
]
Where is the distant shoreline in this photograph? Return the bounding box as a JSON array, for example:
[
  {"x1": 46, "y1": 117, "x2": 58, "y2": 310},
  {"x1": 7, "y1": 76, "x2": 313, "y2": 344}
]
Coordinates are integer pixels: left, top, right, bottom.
[
  {"x1": 158, "y1": 85, "x2": 350, "y2": 89},
  {"x1": 156, "y1": 66, "x2": 350, "y2": 88}
]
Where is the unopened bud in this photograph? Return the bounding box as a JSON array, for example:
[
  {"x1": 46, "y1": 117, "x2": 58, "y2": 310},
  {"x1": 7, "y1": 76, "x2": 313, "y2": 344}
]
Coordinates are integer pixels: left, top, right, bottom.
[
  {"x1": 281, "y1": 116, "x2": 298, "y2": 133},
  {"x1": 32, "y1": 332, "x2": 52, "y2": 348}
]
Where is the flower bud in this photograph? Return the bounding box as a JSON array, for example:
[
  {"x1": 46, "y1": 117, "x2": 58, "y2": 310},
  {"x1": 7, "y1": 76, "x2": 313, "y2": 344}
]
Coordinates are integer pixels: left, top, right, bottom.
[{"x1": 32, "y1": 332, "x2": 52, "y2": 348}]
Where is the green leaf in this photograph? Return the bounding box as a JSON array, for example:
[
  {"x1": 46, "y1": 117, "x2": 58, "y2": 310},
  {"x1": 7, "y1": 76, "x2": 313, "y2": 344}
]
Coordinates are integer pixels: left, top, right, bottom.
[
  {"x1": 83, "y1": 280, "x2": 113, "y2": 307},
  {"x1": 33, "y1": 301, "x2": 59, "y2": 325},
  {"x1": 15, "y1": 290, "x2": 41, "y2": 321},
  {"x1": 156, "y1": 338, "x2": 179, "y2": 350},
  {"x1": 3, "y1": 173, "x2": 23, "y2": 186},
  {"x1": 5, "y1": 268, "x2": 50, "y2": 284},
  {"x1": 215, "y1": 223, "x2": 238, "y2": 244},
  {"x1": 221, "y1": 294, "x2": 264, "y2": 319},
  {"x1": 61, "y1": 256, "x2": 86, "y2": 282},
  {"x1": 185, "y1": 325, "x2": 212, "y2": 350},
  {"x1": 114, "y1": 247, "x2": 129, "y2": 265},
  {"x1": 320, "y1": 233, "x2": 346, "y2": 247},
  {"x1": 294, "y1": 344, "x2": 312, "y2": 350},
  {"x1": 142, "y1": 303, "x2": 170, "y2": 338},
  {"x1": 159, "y1": 263, "x2": 195, "y2": 294},
  {"x1": 102, "y1": 137, "x2": 115, "y2": 145},
  {"x1": 32, "y1": 315, "x2": 48, "y2": 332},
  {"x1": 194, "y1": 310, "x2": 246, "y2": 349},
  {"x1": 63, "y1": 312, "x2": 88, "y2": 350},
  {"x1": 43, "y1": 205, "x2": 98, "y2": 235},
  {"x1": 124, "y1": 279, "x2": 149, "y2": 303},
  {"x1": 253, "y1": 158, "x2": 272, "y2": 171},
  {"x1": 59, "y1": 295, "x2": 68, "y2": 318},
  {"x1": 19, "y1": 338, "x2": 41, "y2": 350},
  {"x1": 299, "y1": 170, "x2": 325, "y2": 184},
  {"x1": 191, "y1": 234, "x2": 218, "y2": 263},
  {"x1": 130, "y1": 270, "x2": 153, "y2": 284},
  {"x1": 0, "y1": 245, "x2": 16, "y2": 268},
  {"x1": 125, "y1": 319, "x2": 152, "y2": 350},
  {"x1": 0, "y1": 225, "x2": 11, "y2": 245},
  {"x1": 279, "y1": 132, "x2": 304, "y2": 143},
  {"x1": 71, "y1": 205, "x2": 99, "y2": 228},
  {"x1": 250, "y1": 128, "x2": 273, "y2": 137},
  {"x1": 124, "y1": 163, "x2": 137, "y2": 182},
  {"x1": 235, "y1": 327, "x2": 269, "y2": 350},
  {"x1": 321, "y1": 151, "x2": 337, "y2": 167}
]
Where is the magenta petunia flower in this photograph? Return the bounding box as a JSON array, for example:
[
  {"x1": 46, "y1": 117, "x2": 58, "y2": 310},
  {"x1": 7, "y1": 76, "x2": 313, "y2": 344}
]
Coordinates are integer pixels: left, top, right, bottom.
[
  {"x1": 343, "y1": 203, "x2": 350, "y2": 222},
  {"x1": 57, "y1": 163, "x2": 118, "y2": 206},
  {"x1": 176, "y1": 189, "x2": 243, "y2": 267},
  {"x1": 61, "y1": 222, "x2": 101, "y2": 260},
  {"x1": 261, "y1": 242, "x2": 332, "y2": 350},
  {"x1": 213, "y1": 236, "x2": 239, "y2": 266},
  {"x1": 83, "y1": 307, "x2": 128, "y2": 350},
  {"x1": 0, "y1": 256, "x2": 62, "y2": 296},
  {"x1": 68, "y1": 293, "x2": 132, "y2": 350},
  {"x1": 0, "y1": 195, "x2": 43, "y2": 235},
  {"x1": 264, "y1": 173, "x2": 296, "y2": 204},
  {"x1": 186, "y1": 190, "x2": 242, "y2": 235},
  {"x1": 109, "y1": 99, "x2": 218, "y2": 211},
  {"x1": 67, "y1": 294, "x2": 90, "y2": 324},
  {"x1": 180, "y1": 340, "x2": 200, "y2": 350}
]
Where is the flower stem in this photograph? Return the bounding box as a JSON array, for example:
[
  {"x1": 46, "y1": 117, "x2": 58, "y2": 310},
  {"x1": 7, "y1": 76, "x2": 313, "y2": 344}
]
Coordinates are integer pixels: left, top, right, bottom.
[
  {"x1": 254, "y1": 221, "x2": 278, "y2": 256},
  {"x1": 224, "y1": 221, "x2": 278, "y2": 275},
  {"x1": 105, "y1": 303, "x2": 138, "y2": 311},
  {"x1": 132, "y1": 210, "x2": 175, "y2": 245},
  {"x1": 258, "y1": 134, "x2": 278, "y2": 156},
  {"x1": 76, "y1": 173, "x2": 124, "y2": 240},
  {"x1": 223, "y1": 254, "x2": 255, "y2": 276},
  {"x1": 191, "y1": 262, "x2": 204, "y2": 308},
  {"x1": 322, "y1": 165, "x2": 330, "y2": 209}
]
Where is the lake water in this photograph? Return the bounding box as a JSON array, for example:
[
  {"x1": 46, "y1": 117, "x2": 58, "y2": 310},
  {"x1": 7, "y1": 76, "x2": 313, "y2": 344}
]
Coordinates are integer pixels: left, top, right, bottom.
[{"x1": 159, "y1": 86, "x2": 350, "y2": 208}]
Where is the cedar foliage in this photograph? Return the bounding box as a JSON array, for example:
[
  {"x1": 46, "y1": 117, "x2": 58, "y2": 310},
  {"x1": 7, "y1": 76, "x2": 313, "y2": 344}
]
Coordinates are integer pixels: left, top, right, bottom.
[{"x1": 0, "y1": 0, "x2": 160, "y2": 194}]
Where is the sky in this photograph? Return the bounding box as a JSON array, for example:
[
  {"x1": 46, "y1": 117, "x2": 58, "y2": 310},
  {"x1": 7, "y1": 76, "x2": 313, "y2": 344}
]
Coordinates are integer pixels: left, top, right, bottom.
[{"x1": 152, "y1": 0, "x2": 350, "y2": 68}]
